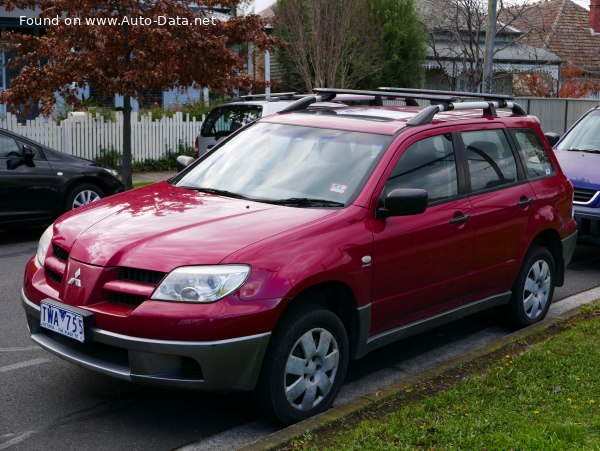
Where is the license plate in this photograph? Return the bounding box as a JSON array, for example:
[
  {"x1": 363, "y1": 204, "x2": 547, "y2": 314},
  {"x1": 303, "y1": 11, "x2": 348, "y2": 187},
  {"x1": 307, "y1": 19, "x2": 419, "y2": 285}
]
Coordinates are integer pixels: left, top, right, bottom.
[{"x1": 40, "y1": 302, "x2": 85, "y2": 343}]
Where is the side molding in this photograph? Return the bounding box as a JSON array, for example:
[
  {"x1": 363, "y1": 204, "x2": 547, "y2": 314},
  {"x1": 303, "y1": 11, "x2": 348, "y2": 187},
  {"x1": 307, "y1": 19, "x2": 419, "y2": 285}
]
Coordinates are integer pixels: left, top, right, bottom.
[{"x1": 353, "y1": 291, "x2": 512, "y2": 359}]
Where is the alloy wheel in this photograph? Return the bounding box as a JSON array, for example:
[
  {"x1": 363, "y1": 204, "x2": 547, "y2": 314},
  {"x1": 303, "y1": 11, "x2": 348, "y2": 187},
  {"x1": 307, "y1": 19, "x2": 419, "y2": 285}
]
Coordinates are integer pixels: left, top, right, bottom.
[
  {"x1": 284, "y1": 327, "x2": 339, "y2": 411},
  {"x1": 522, "y1": 259, "x2": 551, "y2": 320}
]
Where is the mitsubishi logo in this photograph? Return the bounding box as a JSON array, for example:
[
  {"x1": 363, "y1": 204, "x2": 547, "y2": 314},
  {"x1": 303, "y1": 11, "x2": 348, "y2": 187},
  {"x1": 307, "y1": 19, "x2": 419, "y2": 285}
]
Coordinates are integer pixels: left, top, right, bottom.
[{"x1": 67, "y1": 268, "x2": 82, "y2": 288}]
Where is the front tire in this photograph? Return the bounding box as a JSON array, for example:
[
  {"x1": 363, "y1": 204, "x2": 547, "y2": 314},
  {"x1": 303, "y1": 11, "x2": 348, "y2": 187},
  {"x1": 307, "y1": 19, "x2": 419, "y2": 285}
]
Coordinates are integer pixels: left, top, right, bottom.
[
  {"x1": 257, "y1": 304, "x2": 349, "y2": 425},
  {"x1": 64, "y1": 183, "x2": 104, "y2": 211},
  {"x1": 508, "y1": 246, "x2": 555, "y2": 328}
]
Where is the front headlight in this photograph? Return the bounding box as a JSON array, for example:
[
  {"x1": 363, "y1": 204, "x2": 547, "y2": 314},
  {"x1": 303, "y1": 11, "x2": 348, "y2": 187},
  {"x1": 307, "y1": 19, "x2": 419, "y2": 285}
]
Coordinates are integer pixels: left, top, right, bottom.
[
  {"x1": 151, "y1": 265, "x2": 250, "y2": 303},
  {"x1": 103, "y1": 167, "x2": 119, "y2": 178},
  {"x1": 36, "y1": 224, "x2": 54, "y2": 266}
]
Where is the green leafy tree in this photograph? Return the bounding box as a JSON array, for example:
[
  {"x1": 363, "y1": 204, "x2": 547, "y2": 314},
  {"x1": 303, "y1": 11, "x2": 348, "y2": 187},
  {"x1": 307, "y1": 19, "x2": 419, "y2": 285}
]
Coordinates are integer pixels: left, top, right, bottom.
[{"x1": 367, "y1": 0, "x2": 426, "y2": 88}]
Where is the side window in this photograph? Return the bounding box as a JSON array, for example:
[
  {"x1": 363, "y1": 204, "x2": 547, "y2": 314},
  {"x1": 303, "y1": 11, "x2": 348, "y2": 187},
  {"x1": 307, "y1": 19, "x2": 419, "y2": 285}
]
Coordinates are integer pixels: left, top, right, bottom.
[
  {"x1": 386, "y1": 134, "x2": 458, "y2": 203},
  {"x1": 0, "y1": 135, "x2": 21, "y2": 158},
  {"x1": 511, "y1": 129, "x2": 555, "y2": 178},
  {"x1": 462, "y1": 129, "x2": 518, "y2": 192}
]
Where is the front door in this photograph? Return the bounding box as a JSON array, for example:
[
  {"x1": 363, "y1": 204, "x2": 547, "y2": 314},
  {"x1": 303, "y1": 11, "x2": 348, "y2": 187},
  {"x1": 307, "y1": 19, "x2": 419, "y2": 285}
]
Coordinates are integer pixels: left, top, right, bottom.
[
  {"x1": 370, "y1": 131, "x2": 474, "y2": 334},
  {"x1": 0, "y1": 134, "x2": 58, "y2": 225}
]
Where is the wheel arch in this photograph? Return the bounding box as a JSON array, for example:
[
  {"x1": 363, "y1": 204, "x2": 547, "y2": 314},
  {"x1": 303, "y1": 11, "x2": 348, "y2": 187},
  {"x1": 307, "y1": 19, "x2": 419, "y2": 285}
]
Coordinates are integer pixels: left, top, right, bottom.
[
  {"x1": 62, "y1": 176, "x2": 108, "y2": 197},
  {"x1": 276, "y1": 281, "x2": 364, "y2": 360},
  {"x1": 528, "y1": 228, "x2": 564, "y2": 286}
]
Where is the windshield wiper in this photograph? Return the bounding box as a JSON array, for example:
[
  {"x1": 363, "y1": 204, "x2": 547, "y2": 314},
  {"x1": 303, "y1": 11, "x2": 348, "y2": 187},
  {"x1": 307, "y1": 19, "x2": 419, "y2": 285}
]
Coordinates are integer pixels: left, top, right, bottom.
[
  {"x1": 179, "y1": 186, "x2": 250, "y2": 200},
  {"x1": 266, "y1": 197, "x2": 345, "y2": 207}
]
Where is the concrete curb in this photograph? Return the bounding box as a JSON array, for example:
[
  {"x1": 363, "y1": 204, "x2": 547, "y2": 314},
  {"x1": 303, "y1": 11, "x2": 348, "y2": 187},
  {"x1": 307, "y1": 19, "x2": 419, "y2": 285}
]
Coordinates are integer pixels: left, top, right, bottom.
[{"x1": 240, "y1": 286, "x2": 600, "y2": 451}]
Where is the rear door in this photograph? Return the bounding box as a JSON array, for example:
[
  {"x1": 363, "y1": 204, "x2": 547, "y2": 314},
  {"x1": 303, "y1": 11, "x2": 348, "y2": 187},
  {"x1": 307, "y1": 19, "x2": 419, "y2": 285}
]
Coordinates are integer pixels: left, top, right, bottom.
[
  {"x1": 0, "y1": 134, "x2": 58, "y2": 225},
  {"x1": 370, "y1": 129, "x2": 474, "y2": 334},
  {"x1": 458, "y1": 126, "x2": 537, "y2": 303}
]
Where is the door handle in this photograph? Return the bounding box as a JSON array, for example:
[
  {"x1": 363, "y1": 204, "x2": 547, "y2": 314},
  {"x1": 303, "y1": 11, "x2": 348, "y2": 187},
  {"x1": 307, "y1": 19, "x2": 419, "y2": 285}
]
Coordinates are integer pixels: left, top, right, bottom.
[
  {"x1": 449, "y1": 213, "x2": 472, "y2": 224},
  {"x1": 517, "y1": 197, "x2": 534, "y2": 207}
]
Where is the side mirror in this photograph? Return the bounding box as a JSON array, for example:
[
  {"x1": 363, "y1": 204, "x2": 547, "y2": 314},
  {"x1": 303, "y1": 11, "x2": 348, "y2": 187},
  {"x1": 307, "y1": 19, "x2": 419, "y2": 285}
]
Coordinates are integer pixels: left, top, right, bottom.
[
  {"x1": 176, "y1": 155, "x2": 195, "y2": 172},
  {"x1": 22, "y1": 145, "x2": 35, "y2": 167},
  {"x1": 378, "y1": 188, "x2": 428, "y2": 218},
  {"x1": 545, "y1": 132, "x2": 561, "y2": 147}
]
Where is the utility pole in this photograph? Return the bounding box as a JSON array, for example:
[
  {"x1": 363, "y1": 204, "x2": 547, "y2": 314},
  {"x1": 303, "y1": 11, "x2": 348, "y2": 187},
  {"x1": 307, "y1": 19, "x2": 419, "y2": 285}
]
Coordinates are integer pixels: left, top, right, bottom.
[{"x1": 482, "y1": 0, "x2": 498, "y2": 93}]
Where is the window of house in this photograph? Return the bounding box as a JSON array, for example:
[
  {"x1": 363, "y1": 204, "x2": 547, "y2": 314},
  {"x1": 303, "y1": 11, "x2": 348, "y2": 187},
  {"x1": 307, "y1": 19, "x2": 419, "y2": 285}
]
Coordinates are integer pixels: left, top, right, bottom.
[
  {"x1": 462, "y1": 129, "x2": 518, "y2": 192},
  {"x1": 386, "y1": 134, "x2": 458, "y2": 203}
]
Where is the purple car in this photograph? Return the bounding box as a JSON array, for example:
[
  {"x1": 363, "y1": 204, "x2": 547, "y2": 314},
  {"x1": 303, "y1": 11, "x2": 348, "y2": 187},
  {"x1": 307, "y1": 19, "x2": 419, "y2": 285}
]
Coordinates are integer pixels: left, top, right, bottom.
[{"x1": 554, "y1": 106, "x2": 600, "y2": 239}]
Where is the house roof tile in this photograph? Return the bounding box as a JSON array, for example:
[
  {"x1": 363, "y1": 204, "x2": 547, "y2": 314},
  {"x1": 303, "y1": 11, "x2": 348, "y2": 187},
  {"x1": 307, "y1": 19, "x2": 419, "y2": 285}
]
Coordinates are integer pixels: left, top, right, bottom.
[{"x1": 508, "y1": 0, "x2": 600, "y2": 72}]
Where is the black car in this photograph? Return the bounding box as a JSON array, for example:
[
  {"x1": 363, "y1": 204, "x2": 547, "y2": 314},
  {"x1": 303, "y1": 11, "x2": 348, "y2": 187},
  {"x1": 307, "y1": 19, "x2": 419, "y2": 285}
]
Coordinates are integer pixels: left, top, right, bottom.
[{"x1": 0, "y1": 128, "x2": 123, "y2": 228}]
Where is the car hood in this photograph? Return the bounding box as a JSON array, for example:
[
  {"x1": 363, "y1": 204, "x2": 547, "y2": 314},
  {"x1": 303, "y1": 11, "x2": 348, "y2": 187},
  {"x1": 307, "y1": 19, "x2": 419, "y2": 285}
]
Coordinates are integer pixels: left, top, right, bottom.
[
  {"x1": 555, "y1": 149, "x2": 600, "y2": 186},
  {"x1": 53, "y1": 182, "x2": 335, "y2": 271}
]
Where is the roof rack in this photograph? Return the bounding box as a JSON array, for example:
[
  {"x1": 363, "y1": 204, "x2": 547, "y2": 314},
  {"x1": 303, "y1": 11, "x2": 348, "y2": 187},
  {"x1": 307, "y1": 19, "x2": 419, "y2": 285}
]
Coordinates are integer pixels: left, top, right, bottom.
[
  {"x1": 378, "y1": 87, "x2": 513, "y2": 102},
  {"x1": 313, "y1": 88, "x2": 455, "y2": 106},
  {"x1": 407, "y1": 101, "x2": 527, "y2": 126},
  {"x1": 240, "y1": 92, "x2": 297, "y2": 101},
  {"x1": 278, "y1": 87, "x2": 527, "y2": 124}
]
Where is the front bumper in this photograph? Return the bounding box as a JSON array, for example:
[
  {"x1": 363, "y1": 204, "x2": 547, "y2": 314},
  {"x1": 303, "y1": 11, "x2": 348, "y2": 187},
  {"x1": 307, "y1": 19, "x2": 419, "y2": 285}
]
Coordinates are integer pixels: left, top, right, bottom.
[
  {"x1": 573, "y1": 205, "x2": 600, "y2": 238},
  {"x1": 22, "y1": 290, "x2": 270, "y2": 392}
]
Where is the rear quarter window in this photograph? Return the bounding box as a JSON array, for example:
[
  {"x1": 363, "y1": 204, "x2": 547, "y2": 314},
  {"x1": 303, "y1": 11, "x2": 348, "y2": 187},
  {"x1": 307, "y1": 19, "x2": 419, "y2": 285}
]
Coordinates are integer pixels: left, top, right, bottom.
[{"x1": 511, "y1": 129, "x2": 555, "y2": 179}]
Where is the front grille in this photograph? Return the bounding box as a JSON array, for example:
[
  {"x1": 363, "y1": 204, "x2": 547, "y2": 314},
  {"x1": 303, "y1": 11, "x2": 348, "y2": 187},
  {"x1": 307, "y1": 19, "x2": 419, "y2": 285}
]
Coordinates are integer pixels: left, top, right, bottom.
[
  {"x1": 119, "y1": 268, "x2": 165, "y2": 286},
  {"x1": 46, "y1": 269, "x2": 62, "y2": 285},
  {"x1": 52, "y1": 244, "x2": 69, "y2": 262},
  {"x1": 573, "y1": 188, "x2": 598, "y2": 204},
  {"x1": 109, "y1": 292, "x2": 147, "y2": 307}
]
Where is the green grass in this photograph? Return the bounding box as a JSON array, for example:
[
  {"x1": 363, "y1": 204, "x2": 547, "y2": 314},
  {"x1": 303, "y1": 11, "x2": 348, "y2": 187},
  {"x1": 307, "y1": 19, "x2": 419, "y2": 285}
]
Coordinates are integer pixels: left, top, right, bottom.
[
  {"x1": 132, "y1": 181, "x2": 154, "y2": 188},
  {"x1": 294, "y1": 305, "x2": 600, "y2": 450}
]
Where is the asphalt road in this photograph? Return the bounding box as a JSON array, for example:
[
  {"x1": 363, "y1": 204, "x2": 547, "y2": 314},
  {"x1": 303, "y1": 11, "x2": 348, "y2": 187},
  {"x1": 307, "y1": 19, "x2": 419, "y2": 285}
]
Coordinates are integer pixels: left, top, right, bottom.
[{"x1": 1, "y1": 228, "x2": 599, "y2": 451}]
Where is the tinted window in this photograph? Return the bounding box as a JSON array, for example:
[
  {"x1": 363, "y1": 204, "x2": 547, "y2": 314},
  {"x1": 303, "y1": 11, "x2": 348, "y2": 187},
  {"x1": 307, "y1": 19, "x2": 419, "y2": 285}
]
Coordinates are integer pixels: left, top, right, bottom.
[
  {"x1": 462, "y1": 129, "x2": 518, "y2": 192},
  {"x1": 386, "y1": 134, "x2": 458, "y2": 203},
  {"x1": 200, "y1": 105, "x2": 262, "y2": 138},
  {"x1": 512, "y1": 129, "x2": 554, "y2": 178},
  {"x1": 0, "y1": 135, "x2": 21, "y2": 158}
]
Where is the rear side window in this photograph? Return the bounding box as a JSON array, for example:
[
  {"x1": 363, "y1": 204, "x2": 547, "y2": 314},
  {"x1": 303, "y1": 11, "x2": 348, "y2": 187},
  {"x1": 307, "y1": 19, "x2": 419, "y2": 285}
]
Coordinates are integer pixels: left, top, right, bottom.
[
  {"x1": 200, "y1": 105, "x2": 262, "y2": 138},
  {"x1": 511, "y1": 129, "x2": 554, "y2": 178},
  {"x1": 462, "y1": 129, "x2": 518, "y2": 192},
  {"x1": 386, "y1": 133, "x2": 458, "y2": 203}
]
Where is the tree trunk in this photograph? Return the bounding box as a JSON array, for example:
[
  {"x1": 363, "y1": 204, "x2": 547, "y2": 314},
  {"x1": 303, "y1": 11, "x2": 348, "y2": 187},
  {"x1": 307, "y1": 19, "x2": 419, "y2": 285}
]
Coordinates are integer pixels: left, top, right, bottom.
[{"x1": 122, "y1": 95, "x2": 133, "y2": 190}]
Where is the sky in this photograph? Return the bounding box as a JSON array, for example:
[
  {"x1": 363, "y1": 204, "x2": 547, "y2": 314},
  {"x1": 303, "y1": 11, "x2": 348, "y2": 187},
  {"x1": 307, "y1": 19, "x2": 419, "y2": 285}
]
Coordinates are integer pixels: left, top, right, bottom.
[
  {"x1": 247, "y1": 0, "x2": 591, "y2": 15},
  {"x1": 250, "y1": 0, "x2": 275, "y2": 14}
]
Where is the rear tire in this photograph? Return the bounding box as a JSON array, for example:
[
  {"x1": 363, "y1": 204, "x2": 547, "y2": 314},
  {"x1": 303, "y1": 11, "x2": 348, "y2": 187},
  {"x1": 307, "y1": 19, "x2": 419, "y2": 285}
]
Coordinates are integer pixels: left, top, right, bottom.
[
  {"x1": 507, "y1": 246, "x2": 555, "y2": 328},
  {"x1": 256, "y1": 303, "x2": 349, "y2": 425}
]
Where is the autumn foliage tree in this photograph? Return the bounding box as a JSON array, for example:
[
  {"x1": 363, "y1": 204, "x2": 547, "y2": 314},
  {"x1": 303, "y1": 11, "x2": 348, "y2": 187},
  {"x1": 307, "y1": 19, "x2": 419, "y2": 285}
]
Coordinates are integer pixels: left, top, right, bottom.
[
  {"x1": 0, "y1": 0, "x2": 274, "y2": 188},
  {"x1": 559, "y1": 66, "x2": 600, "y2": 98}
]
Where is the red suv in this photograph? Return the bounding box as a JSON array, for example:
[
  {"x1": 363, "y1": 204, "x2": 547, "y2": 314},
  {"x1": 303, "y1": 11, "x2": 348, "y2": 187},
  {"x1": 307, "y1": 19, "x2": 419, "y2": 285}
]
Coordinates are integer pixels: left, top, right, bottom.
[{"x1": 22, "y1": 88, "x2": 577, "y2": 425}]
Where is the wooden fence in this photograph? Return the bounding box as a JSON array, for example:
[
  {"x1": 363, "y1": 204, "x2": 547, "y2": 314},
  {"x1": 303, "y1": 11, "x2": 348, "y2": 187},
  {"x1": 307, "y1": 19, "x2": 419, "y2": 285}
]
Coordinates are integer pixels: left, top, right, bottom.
[{"x1": 0, "y1": 111, "x2": 203, "y2": 161}]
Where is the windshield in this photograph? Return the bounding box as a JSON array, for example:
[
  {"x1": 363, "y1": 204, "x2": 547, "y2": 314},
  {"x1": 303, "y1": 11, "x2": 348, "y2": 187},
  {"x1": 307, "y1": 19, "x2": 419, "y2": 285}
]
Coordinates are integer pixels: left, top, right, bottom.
[
  {"x1": 557, "y1": 110, "x2": 600, "y2": 152},
  {"x1": 200, "y1": 105, "x2": 262, "y2": 138},
  {"x1": 175, "y1": 122, "x2": 390, "y2": 207}
]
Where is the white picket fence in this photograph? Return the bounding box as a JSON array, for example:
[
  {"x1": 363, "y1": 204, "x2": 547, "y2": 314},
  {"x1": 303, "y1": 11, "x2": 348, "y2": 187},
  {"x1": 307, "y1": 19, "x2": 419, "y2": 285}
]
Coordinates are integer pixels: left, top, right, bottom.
[{"x1": 0, "y1": 111, "x2": 204, "y2": 161}]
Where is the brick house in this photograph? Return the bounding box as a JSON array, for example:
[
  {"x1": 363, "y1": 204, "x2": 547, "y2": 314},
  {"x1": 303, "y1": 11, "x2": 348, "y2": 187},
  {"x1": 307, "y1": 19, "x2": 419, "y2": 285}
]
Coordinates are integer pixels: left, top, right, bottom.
[
  {"x1": 503, "y1": 0, "x2": 600, "y2": 97},
  {"x1": 418, "y1": 0, "x2": 562, "y2": 94}
]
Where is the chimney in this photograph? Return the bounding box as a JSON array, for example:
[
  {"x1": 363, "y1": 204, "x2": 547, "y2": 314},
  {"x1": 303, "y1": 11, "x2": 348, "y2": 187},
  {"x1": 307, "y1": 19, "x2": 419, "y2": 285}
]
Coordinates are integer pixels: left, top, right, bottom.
[{"x1": 591, "y1": 0, "x2": 600, "y2": 33}]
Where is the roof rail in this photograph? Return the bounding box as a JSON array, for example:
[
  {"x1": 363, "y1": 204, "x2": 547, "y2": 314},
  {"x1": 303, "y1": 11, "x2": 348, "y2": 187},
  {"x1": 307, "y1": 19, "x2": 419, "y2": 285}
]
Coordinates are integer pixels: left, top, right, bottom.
[
  {"x1": 406, "y1": 101, "x2": 527, "y2": 127},
  {"x1": 378, "y1": 87, "x2": 513, "y2": 102},
  {"x1": 279, "y1": 96, "x2": 317, "y2": 112},
  {"x1": 240, "y1": 92, "x2": 297, "y2": 101}
]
